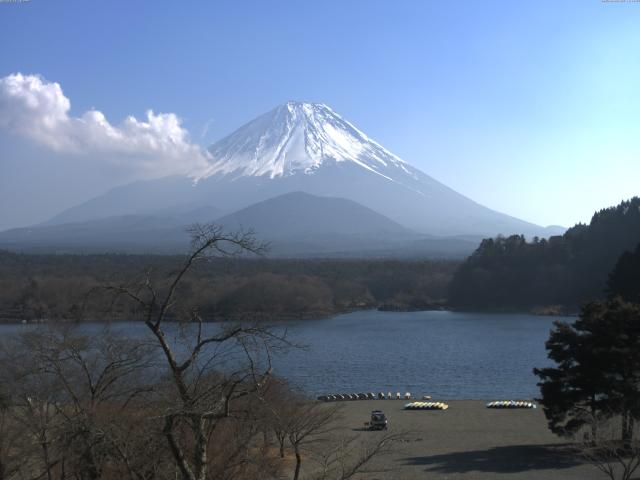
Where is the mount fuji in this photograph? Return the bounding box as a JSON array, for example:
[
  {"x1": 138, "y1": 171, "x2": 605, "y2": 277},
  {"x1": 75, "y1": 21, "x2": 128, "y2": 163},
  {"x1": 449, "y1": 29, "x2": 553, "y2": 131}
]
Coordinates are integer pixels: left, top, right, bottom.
[{"x1": 2, "y1": 102, "x2": 563, "y2": 254}]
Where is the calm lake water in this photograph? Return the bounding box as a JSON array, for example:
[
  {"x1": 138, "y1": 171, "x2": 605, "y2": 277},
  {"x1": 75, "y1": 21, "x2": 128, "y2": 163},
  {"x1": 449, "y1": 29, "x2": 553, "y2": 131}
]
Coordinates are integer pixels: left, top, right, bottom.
[{"x1": 0, "y1": 310, "x2": 562, "y2": 400}]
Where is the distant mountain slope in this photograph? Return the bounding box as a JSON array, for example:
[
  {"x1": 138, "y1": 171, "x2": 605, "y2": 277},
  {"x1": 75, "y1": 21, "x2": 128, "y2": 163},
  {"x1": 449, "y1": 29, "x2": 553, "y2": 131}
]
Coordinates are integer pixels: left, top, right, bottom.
[
  {"x1": 45, "y1": 102, "x2": 561, "y2": 238},
  {"x1": 0, "y1": 192, "x2": 480, "y2": 258},
  {"x1": 214, "y1": 191, "x2": 438, "y2": 256},
  {"x1": 216, "y1": 191, "x2": 415, "y2": 239},
  {"x1": 0, "y1": 215, "x2": 191, "y2": 253},
  {"x1": 449, "y1": 197, "x2": 640, "y2": 311},
  {"x1": 46, "y1": 176, "x2": 199, "y2": 226},
  {"x1": 0, "y1": 205, "x2": 222, "y2": 253}
]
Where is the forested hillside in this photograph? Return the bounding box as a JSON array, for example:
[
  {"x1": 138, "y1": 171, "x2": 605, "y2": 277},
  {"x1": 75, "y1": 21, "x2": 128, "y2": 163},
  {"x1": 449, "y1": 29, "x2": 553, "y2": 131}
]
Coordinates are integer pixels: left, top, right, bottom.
[
  {"x1": 0, "y1": 252, "x2": 457, "y2": 322},
  {"x1": 449, "y1": 197, "x2": 640, "y2": 311}
]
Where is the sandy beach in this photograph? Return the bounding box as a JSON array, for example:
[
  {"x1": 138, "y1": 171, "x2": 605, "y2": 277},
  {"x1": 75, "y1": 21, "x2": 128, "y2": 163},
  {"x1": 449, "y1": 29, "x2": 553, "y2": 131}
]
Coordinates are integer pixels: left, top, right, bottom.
[{"x1": 326, "y1": 400, "x2": 604, "y2": 480}]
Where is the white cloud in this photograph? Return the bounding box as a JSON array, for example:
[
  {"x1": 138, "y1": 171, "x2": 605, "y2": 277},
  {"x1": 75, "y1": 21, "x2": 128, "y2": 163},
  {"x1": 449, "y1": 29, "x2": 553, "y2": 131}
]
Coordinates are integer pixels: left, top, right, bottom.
[{"x1": 0, "y1": 73, "x2": 214, "y2": 179}]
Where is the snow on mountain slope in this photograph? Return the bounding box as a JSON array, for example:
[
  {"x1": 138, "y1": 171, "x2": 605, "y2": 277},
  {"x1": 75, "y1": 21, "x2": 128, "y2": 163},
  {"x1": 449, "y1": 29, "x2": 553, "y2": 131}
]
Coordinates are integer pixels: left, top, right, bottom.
[{"x1": 208, "y1": 102, "x2": 421, "y2": 188}]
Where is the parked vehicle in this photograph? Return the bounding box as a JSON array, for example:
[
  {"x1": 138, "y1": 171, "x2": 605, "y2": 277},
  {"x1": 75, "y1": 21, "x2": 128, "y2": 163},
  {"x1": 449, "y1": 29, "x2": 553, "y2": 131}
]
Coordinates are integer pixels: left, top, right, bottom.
[{"x1": 368, "y1": 410, "x2": 388, "y2": 430}]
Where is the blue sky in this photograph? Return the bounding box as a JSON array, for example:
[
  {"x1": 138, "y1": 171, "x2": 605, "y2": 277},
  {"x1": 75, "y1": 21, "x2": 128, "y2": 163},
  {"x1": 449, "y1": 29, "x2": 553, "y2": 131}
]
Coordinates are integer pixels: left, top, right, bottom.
[{"x1": 0, "y1": 0, "x2": 639, "y2": 229}]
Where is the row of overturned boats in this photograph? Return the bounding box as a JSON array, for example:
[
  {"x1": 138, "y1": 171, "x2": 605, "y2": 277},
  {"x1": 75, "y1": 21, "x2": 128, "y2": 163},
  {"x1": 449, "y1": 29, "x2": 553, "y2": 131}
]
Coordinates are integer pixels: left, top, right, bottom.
[
  {"x1": 316, "y1": 394, "x2": 537, "y2": 410},
  {"x1": 404, "y1": 401, "x2": 449, "y2": 410},
  {"x1": 318, "y1": 392, "x2": 423, "y2": 402},
  {"x1": 486, "y1": 400, "x2": 537, "y2": 409}
]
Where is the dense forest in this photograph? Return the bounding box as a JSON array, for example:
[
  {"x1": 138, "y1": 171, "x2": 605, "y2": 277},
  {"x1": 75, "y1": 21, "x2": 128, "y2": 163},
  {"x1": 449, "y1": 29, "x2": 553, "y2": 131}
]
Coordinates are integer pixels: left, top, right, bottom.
[
  {"x1": 608, "y1": 242, "x2": 640, "y2": 303},
  {"x1": 0, "y1": 250, "x2": 458, "y2": 322},
  {"x1": 449, "y1": 197, "x2": 640, "y2": 312}
]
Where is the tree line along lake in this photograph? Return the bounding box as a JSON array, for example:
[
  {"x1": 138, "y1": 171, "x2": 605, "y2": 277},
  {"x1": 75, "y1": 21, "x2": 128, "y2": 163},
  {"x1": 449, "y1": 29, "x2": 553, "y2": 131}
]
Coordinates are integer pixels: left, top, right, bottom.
[{"x1": 0, "y1": 310, "x2": 560, "y2": 400}]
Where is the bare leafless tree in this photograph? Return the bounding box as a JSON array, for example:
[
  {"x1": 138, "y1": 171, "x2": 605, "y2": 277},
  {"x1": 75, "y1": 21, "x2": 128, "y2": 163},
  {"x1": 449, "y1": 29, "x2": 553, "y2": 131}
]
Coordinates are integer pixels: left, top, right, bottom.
[
  {"x1": 0, "y1": 325, "x2": 158, "y2": 480},
  {"x1": 0, "y1": 384, "x2": 25, "y2": 480},
  {"x1": 309, "y1": 430, "x2": 407, "y2": 480},
  {"x1": 578, "y1": 413, "x2": 640, "y2": 480},
  {"x1": 274, "y1": 398, "x2": 342, "y2": 480},
  {"x1": 261, "y1": 388, "x2": 406, "y2": 480},
  {"x1": 0, "y1": 332, "x2": 65, "y2": 480},
  {"x1": 258, "y1": 378, "x2": 297, "y2": 459},
  {"x1": 100, "y1": 224, "x2": 285, "y2": 480}
]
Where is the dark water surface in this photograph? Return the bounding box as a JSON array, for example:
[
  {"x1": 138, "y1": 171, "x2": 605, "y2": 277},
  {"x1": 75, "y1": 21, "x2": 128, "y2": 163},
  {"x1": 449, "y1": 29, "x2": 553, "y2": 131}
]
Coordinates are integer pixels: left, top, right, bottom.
[
  {"x1": 269, "y1": 310, "x2": 559, "y2": 399},
  {"x1": 1, "y1": 310, "x2": 561, "y2": 399}
]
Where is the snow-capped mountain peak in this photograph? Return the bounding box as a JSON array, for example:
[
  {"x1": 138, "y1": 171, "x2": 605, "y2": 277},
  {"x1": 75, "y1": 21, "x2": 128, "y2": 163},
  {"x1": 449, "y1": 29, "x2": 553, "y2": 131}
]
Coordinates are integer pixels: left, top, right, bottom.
[
  {"x1": 43, "y1": 101, "x2": 554, "y2": 239},
  {"x1": 207, "y1": 101, "x2": 416, "y2": 183}
]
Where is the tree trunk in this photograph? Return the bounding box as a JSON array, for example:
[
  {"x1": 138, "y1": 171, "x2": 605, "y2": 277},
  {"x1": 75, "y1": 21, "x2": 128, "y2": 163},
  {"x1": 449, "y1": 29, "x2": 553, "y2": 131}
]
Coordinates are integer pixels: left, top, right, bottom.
[
  {"x1": 590, "y1": 401, "x2": 597, "y2": 443},
  {"x1": 623, "y1": 412, "x2": 635, "y2": 447},
  {"x1": 622, "y1": 411, "x2": 633, "y2": 447},
  {"x1": 164, "y1": 417, "x2": 195, "y2": 480},
  {"x1": 81, "y1": 447, "x2": 100, "y2": 480},
  {"x1": 293, "y1": 445, "x2": 302, "y2": 480},
  {"x1": 41, "y1": 439, "x2": 53, "y2": 480},
  {"x1": 194, "y1": 416, "x2": 208, "y2": 480}
]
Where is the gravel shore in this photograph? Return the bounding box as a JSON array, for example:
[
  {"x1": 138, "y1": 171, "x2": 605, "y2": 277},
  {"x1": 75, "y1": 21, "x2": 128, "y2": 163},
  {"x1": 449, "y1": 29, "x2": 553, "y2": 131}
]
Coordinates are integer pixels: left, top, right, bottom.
[{"x1": 327, "y1": 400, "x2": 603, "y2": 480}]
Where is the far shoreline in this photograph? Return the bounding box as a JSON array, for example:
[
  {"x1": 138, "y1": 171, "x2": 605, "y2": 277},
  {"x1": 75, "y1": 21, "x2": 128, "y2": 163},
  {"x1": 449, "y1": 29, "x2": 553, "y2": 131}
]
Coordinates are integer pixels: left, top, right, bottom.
[{"x1": 0, "y1": 305, "x2": 577, "y2": 326}]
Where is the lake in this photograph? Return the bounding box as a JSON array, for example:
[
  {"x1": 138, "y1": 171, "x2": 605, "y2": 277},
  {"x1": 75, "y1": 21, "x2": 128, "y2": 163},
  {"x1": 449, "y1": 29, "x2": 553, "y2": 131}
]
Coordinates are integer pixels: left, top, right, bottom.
[{"x1": 0, "y1": 310, "x2": 563, "y2": 400}]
